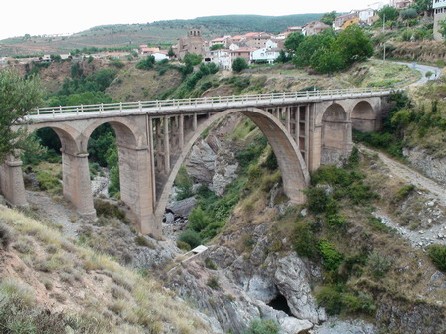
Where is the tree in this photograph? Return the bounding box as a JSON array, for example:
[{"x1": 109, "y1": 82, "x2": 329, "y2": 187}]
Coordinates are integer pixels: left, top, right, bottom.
[
  {"x1": 378, "y1": 5, "x2": 399, "y2": 22},
  {"x1": 284, "y1": 32, "x2": 304, "y2": 54},
  {"x1": 321, "y1": 11, "x2": 337, "y2": 26},
  {"x1": 183, "y1": 53, "x2": 203, "y2": 67},
  {"x1": 232, "y1": 57, "x2": 249, "y2": 73},
  {"x1": 400, "y1": 8, "x2": 418, "y2": 20},
  {"x1": 275, "y1": 50, "x2": 291, "y2": 63},
  {"x1": 167, "y1": 47, "x2": 175, "y2": 58},
  {"x1": 0, "y1": 68, "x2": 43, "y2": 162},
  {"x1": 334, "y1": 25, "x2": 373, "y2": 66},
  {"x1": 293, "y1": 30, "x2": 335, "y2": 68},
  {"x1": 210, "y1": 44, "x2": 225, "y2": 51},
  {"x1": 413, "y1": 0, "x2": 433, "y2": 15},
  {"x1": 136, "y1": 55, "x2": 155, "y2": 70}
]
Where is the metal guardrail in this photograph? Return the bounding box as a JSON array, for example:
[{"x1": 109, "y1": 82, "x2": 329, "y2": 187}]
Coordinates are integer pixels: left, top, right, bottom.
[{"x1": 28, "y1": 88, "x2": 394, "y2": 118}]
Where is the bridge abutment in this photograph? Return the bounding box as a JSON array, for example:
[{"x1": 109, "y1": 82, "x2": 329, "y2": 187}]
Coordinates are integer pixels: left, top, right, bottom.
[{"x1": 0, "y1": 155, "x2": 27, "y2": 207}]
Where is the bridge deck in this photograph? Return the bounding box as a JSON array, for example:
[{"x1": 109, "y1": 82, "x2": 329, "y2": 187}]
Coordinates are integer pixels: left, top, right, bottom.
[{"x1": 25, "y1": 88, "x2": 394, "y2": 122}]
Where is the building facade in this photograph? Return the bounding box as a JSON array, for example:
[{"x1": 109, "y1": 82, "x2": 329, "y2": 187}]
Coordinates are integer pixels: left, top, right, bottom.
[{"x1": 434, "y1": 0, "x2": 446, "y2": 40}]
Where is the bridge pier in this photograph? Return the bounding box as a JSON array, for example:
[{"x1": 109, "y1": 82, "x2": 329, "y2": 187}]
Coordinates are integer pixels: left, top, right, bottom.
[
  {"x1": 61, "y1": 151, "x2": 97, "y2": 220},
  {"x1": 117, "y1": 143, "x2": 160, "y2": 237},
  {"x1": 0, "y1": 155, "x2": 27, "y2": 207}
]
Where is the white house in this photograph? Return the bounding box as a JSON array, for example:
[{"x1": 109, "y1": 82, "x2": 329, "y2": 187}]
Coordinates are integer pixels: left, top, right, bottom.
[
  {"x1": 265, "y1": 39, "x2": 278, "y2": 50},
  {"x1": 358, "y1": 8, "x2": 376, "y2": 24},
  {"x1": 251, "y1": 47, "x2": 281, "y2": 64},
  {"x1": 152, "y1": 52, "x2": 169, "y2": 62},
  {"x1": 210, "y1": 49, "x2": 231, "y2": 70},
  {"x1": 228, "y1": 43, "x2": 240, "y2": 51},
  {"x1": 434, "y1": 0, "x2": 446, "y2": 40}
]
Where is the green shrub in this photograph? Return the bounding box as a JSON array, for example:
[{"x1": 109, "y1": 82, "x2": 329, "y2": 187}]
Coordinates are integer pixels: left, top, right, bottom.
[
  {"x1": 134, "y1": 235, "x2": 155, "y2": 249},
  {"x1": 36, "y1": 170, "x2": 62, "y2": 195},
  {"x1": 174, "y1": 165, "x2": 194, "y2": 200},
  {"x1": 94, "y1": 199, "x2": 126, "y2": 221},
  {"x1": 316, "y1": 285, "x2": 375, "y2": 316},
  {"x1": 315, "y1": 285, "x2": 343, "y2": 315},
  {"x1": 368, "y1": 217, "x2": 392, "y2": 233},
  {"x1": 176, "y1": 240, "x2": 191, "y2": 251},
  {"x1": 204, "y1": 257, "x2": 217, "y2": 270},
  {"x1": 207, "y1": 276, "x2": 220, "y2": 290},
  {"x1": 428, "y1": 244, "x2": 446, "y2": 272},
  {"x1": 367, "y1": 252, "x2": 392, "y2": 278},
  {"x1": 393, "y1": 184, "x2": 415, "y2": 202},
  {"x1": 319, "y1": 240, "x2": 343, "y2": 271},
  {"x1": 178, "y1": 230, "x2": 202, "y2": 249},
  {"x1": 244, "y1": 319, "x2": 279, "y2": 334},
  {"x1": 326, "y1": 214, "x2": 348, "y2": 231},
  {"x1": 294, "y1": 221, "x2": 319, "y2": 260},
  {"x1": 136, "y1": 55, "x2": 155, "y2": 70}
]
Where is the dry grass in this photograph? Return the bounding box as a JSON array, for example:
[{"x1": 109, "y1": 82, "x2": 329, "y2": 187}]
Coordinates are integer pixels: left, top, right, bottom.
[{"x1": 0, "y1": 205, "x2": 212, "y2": 333}]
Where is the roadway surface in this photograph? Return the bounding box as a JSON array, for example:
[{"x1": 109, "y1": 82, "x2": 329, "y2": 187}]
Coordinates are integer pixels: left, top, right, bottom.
[{"x1": 394, "y1": 61, "x2": 442, "y2": 86}]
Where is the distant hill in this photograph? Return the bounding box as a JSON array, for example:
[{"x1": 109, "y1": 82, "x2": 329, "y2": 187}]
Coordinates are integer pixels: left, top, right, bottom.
[{"x1": 0, "y1": 14, "x2": 323, "y2": 56}]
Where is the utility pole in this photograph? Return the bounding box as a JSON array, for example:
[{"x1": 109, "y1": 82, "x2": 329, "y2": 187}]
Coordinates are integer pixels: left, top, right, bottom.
[{"x1": 382, "y1": 13, "x2": 386, "y2": 61}]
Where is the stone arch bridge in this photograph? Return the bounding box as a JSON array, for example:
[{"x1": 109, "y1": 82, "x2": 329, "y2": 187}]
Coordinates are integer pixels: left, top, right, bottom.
[{"x1": 0, "y1": 88, "x2": 393, "y2": 237}]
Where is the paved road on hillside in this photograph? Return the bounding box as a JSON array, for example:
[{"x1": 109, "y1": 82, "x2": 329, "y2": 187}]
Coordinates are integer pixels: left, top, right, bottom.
[{"x1": 394, "y1": 61, "x2": 442, "y2": 86}]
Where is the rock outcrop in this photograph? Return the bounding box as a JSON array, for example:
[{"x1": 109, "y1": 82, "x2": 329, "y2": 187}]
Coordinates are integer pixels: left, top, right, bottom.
[{"x1": 403, "y1": 147, "x2": 446, "y2": 185}]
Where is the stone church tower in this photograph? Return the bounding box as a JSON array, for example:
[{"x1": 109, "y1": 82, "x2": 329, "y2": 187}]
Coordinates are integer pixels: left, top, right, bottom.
[{"x1": 176, "y1": 29, "x2": 207, "y2": 60}]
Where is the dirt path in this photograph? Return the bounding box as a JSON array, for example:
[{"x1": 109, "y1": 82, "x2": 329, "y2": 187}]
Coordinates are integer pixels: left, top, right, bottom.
[
  {"x1": 26, "y1": 191, "x2": 80, "y2": 240},
  {"x1": 358, "y1": 145, "x2": 446, "y2": 247},
  {"x1": 359, "y1": 145, "x2": 446, "y2": 207}
]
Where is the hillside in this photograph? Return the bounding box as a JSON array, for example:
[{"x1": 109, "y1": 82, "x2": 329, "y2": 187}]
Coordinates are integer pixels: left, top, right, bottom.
[
  {"x1": 0, "y1": 206, "x2": 214, "y2": 333},
  {"x1": 0, "y1": 14, "x2": 322, "y2": 57}
]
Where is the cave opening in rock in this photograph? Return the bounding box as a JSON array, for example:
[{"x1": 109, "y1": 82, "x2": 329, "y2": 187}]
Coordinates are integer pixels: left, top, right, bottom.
[{"x1": 267, "y1": 293, "x2": 292, "y2": 316}]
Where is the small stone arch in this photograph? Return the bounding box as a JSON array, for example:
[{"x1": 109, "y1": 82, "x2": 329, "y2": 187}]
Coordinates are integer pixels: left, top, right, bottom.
[
  {"x1": 351, "y1": 101, "x2": 378, "y2": 132},
  {"x1": 82, "y1": 118, "x2": 142, "y2": 152},
  {"x1": 154, "y1": 108, "x2": 310, "y2": 218},
  {"x1": 26, "y1": 123, "x2": 81, "y2": 154},
  {"x1": 321, "y1": 103, "x2": 351, "y2": 165}
]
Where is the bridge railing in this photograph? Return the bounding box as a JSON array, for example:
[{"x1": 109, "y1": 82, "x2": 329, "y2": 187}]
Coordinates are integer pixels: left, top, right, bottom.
[{"x1": 30, "y1": 87, "x2": 393, "y2": 117}]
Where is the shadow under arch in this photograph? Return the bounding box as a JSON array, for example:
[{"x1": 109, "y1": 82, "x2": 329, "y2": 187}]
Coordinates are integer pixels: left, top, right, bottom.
[
  {"x1": 26, "y1": 123, "x2": 81, "y2": 154},
  {"x1": 154, "y1": 107, "x2": 310, "y2": 218},
  {"x1": 351, "y1": 101, "x2": 377, "y2": 132},
  {"x1": 82, "y1": 118, "x2": 140, "y2": 151}
]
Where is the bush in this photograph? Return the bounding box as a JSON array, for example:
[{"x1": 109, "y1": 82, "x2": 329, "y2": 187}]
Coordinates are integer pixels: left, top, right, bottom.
[
  {"x1": 305, "y1": 187, "x2": 336, "y2": 215},
  {"x1": 319, "y1": 240, "x2": 344, "y2": 271},
  {"x1": 207, "y1": 276, "x2": 220, "y2": 290},
  {"x1": 316, "y1": 285, "x2": 375, "y2": 316},
  {"x1": 232, "y1": 57, "x2": 249, "y2": 73},
  {"x1": 136, "y1": 55, "x2": 155, "y2": 70},
  {"x1": 178, "y1": 230, "x2": 202, "y2": 249},
  {"x1": 428, "y1": 244, "x2": 446, "y2": 272},
  {"x1": 134, "y1": 235, "x2": 155, "y2": 249},
  {"x1": 294, "y1": 221, "x2": 319, "y2": 260},
  {"x1": 244, "y1": 319, "x2": 279, "y2": 334},
  {"x1": 36, "y1": 170, "x2": 62, "y2": 195},
  {"x1": 0, "y1": 223, "x2": 13, "y2": 250},
  {"x1": 367, "y1": 252, "x2": 392, "y2": 278},
  {"x1": 94, "y1": 199, "x2": 126, "y2": 221},
  {"x1": 174, "y1": 165, "x2": 194, "y2": 200}
]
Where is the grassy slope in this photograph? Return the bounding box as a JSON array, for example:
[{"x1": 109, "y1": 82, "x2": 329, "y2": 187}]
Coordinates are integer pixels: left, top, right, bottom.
[{"x1": 0, "y1": 206, "x2": 211, "y2": 333}]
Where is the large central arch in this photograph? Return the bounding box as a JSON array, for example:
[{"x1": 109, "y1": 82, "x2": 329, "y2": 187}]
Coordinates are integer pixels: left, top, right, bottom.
[{"x1": 154, "y1": 107, "x2": 310, "y2": 219}]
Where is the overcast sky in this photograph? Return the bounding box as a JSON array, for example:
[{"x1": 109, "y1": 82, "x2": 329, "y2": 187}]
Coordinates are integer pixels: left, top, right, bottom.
[{"x1": 0, "y1": 0, "x2": 387, "y2": 40}]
